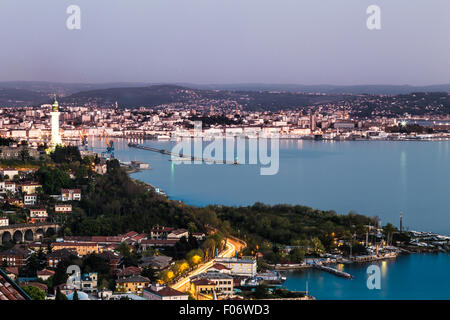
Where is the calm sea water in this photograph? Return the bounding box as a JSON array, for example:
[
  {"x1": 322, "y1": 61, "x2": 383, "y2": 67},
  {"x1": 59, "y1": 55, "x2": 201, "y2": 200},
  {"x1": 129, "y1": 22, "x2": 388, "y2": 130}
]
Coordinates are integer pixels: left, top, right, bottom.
[
  {"x1": 90, "y1": 137, "x2": 450, "y2": 299},
  {"x1": 92, "y1": 138, "x2": 450, "y2": 235},
  {"x1": 283, "y1": 253, "x2": 450, "y2": 300}
]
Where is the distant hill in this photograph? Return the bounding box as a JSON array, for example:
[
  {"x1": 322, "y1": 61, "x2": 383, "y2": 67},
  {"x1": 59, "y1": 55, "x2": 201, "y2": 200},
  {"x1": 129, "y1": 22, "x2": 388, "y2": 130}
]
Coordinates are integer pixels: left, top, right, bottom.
[
  {"x1": 0, "y1": 81, "x2": 152, "y2": 96},
  {"x1": 186, "y1": 83, "x2": 450, "y2": 95},
  {"x1": 0, "y1": 88, "x2": 49, "y2": 107},
  {"x1": 60, "y1": 84, "x2": 350, "y2": 110},
  {"x1": 1, "y1": 81, "x2": 449, "y2": 96},
  {"x1": 1, "y1": 81, "x2": 449, "y2": 109},
  {"x1": 62, "y1": 84, "x2": 200, "y2": 108}
]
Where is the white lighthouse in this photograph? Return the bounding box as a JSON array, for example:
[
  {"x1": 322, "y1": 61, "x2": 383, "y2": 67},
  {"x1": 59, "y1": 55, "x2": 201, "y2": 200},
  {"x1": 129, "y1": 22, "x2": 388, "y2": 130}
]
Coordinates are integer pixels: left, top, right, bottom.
[{"x1": 50, "y1": 94, "x2": 62, "y2": 147}]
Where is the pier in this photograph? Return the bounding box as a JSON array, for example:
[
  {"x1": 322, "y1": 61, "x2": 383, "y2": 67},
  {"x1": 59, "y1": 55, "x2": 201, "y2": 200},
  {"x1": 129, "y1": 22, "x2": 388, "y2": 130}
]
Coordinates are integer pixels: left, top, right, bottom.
[
  {"x1": 128, "y1": 143, "x2": 240, "y2": 165},
  {"x1": 313, "y1": 264, "x2": 353, "y2": 279}
]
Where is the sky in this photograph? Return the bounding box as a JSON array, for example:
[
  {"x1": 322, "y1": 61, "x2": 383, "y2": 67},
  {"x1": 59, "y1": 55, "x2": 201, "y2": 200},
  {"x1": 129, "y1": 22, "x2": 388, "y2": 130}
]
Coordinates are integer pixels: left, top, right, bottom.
[{"x1": 0, "y1": 0, "x2": 449, "y2": 85}]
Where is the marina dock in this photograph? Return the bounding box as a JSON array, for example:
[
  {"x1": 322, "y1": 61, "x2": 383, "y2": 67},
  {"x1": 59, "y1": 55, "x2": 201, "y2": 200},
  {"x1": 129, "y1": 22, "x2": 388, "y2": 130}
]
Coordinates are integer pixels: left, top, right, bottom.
[
  {"x1": 128, "y1": 143, "x2": 240, "y2": 165},
  {"x1": 313, "y1": 264, "x2": 353, "y2": 279}
]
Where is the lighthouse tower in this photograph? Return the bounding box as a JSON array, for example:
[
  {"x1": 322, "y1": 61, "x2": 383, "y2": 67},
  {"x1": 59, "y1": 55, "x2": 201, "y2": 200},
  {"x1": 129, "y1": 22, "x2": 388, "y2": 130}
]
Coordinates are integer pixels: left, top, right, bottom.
[{"x1": 50, "y1": 94, "x2": 62, "y2": 147}]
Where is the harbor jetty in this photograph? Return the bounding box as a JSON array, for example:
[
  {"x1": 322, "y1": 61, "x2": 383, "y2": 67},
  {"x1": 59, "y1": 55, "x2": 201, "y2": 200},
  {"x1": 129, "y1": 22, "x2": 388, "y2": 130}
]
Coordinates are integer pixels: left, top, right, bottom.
[
  {"x1": 313, "y1": 265, "x2": 353, "y2": 279},
  {"x1": 128, "y1": 143, "x2": 240, "y2": 165}
]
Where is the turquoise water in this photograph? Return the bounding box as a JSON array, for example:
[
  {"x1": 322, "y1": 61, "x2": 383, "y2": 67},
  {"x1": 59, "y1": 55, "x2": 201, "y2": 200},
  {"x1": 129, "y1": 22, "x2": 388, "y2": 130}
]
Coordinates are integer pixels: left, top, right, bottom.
[
  {"x1": 94, "y1": 138, "x2": 450, "y2": 235},
  {"x1": 283, "y1": 253, "x2": 450, "y2": 300},
  {"x1": 90, "y1": 138, "x2": 450, "y2": 299}
]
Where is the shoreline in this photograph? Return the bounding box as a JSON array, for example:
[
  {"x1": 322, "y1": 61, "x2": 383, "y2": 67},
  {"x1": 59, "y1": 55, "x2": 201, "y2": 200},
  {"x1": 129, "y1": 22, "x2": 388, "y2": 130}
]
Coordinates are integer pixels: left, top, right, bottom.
[{"x1": 123, "y1": 162, "x2": 450, "y2": 238}]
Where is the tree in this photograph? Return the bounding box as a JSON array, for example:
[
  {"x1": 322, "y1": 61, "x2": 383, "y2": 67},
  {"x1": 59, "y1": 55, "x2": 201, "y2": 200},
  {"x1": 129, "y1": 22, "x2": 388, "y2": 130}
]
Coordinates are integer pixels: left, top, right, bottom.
[
  {"x1": 311, "y1": 237, "x2": 325, "y2": 255},
  {"x1": 36, "y1": 166, "x2": 73, "y2": 194},
  {"x1": 51, "y1": 145, "x2": 81, "y2": 163},
  {"x1": 117, "y1": 242, "x2": 131, "y2": 257},
  {"x1": 22, "y1": 285, "x2": 46, "y2": 300},
  {"x1": 289, "y1": 247, "x2": 305, "y2": 263},
  {"x1": 55, "y1": 287, "x2": 68, "y2": 300},
  {"x1": 141, "y1": 267, "x2": 156, "y2": 282},
  {"x1": 73, "y1": 289, "x2": 79, "y2": 300},
  {"x1": 20, "y1": 148, "x2": 30, "y2": 162},
  {"x1": 202, "y1": 238, "x2": 216, "y2": 260},
  {"x1": 383, "y1": 223, "x2": 397, "y2": 246},
  {"x1": 253, "y1": 285, "x2": 269, "y2": 299},
  {"x1": 186, "y1": 249, "x2": 203, "y2": 267}
]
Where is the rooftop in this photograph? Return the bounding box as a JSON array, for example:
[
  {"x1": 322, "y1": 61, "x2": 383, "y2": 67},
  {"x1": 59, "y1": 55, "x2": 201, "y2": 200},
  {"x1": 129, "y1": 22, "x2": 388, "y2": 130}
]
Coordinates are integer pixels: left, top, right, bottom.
[{"x1": 0, "y1": 268, "x2": 31, "y2": 300}]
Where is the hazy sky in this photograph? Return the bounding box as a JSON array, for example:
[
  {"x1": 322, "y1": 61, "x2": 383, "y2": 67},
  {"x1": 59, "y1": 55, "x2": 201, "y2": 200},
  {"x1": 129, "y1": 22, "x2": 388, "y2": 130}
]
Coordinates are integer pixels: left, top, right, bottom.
[{"x1": 0, "y1": 0, "x2": 449, "y2": 85}]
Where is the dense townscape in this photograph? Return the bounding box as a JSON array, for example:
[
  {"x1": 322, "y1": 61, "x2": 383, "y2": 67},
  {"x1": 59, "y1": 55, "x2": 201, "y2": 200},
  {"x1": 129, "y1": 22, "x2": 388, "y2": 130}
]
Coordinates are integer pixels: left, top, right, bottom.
[{"x1": 1, "y1": 85, "x2": 450, "y2": 144}]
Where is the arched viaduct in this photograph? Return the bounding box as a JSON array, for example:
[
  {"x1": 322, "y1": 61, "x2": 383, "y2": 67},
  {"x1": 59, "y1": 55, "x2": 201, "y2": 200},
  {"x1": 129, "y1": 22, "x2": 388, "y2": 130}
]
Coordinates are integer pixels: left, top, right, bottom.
[{"x1": 0, "y1": 223, "x2": 59, "y2": 245}]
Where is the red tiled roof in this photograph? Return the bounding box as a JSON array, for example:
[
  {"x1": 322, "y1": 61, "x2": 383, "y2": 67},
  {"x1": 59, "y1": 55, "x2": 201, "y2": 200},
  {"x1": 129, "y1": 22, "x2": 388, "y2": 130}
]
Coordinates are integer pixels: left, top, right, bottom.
[
  {"x1": 91, "y1": 236, "x2": 122, "y2": 243},
  {"x1": 0, "y1": 245, "x2": 31, "y2": 258},
  {"x1": 5, "y1": 267, "x2": 19, "y2": 276},
  {"x1": 150, "y1": 226, "x2": 174, "y2": 233},
  {"x1": 0, "y1": 269, "x2": 30, "y2": 300},
  {"x1": 37, "y1": 269, "x2": 55, "y2": 276},
  {"x1": 52, "y1": 242, "x2": 98, "y2": 247},
  {"x1": 146, "y1": 286, "x2": 187, "y2": 297},
  {"x1": 64, "y1": 236, "x2": 92, "y2": 242},
  {"x1": 117, "y1": 266, "x2": 142, "y2": 277},
  {"x1": 47, "y1": 248, "x2": 77, "y2": 259},
  {"x1": 61, "y1": 189, "x2": 81, "y2": 193},
  {"x1": 116, "y1": 275, "x2": 150, "y2": 284},
  {"x1": 170, "y1": 229, "x2": 188, "y2": 235},
  {"x1": 141, "y1": 239, "x2": 178, "y2": 246},
  {"x1": 20, "y1": 182, "x2": 41, "y2": 186},
  {"x1": 122, "y1": 231, "x2": 139, "y2": 238},
  {"x1": 192, "y1": 279, "x2": 215, "y2": 286},
  {"x1": 131, "y1": 233, "x2": 147, "y2": 241},
  {"x1": 210, "y1": 263, "x2": 231, "y2": 270}
]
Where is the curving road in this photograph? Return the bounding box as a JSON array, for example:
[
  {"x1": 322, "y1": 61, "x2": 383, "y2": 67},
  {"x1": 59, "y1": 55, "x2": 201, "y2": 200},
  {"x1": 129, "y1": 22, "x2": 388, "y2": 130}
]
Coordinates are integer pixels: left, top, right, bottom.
[{"x1": 171, "y1": 237, "x2": 244, "y2": 292}]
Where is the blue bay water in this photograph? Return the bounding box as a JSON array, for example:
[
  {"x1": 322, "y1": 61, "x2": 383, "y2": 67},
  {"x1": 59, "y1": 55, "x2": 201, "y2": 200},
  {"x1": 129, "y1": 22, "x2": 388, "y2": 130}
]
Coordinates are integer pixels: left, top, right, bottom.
[
  {"x1": 95, "y1": 138, "x2": 450, "y2": 236},
  {"x1": 283, "y1": 253, "x2": 450, "y2": 300},
  {"x1": 90, "y1": 138, "x2": 450, "y2": 299}
]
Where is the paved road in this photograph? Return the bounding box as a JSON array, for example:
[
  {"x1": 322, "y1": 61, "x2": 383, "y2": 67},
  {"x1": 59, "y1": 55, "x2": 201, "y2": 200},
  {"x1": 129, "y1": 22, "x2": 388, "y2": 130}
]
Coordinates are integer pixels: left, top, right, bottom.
[{"x1": 171, "y1": 237, "x2": 244, "y2": 292}]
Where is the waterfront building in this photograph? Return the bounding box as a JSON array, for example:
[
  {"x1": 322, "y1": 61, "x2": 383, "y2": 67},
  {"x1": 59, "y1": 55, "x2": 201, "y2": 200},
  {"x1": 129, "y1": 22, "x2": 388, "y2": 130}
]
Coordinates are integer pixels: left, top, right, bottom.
[
  {"x1": 190, "y1": 271, "x2": 234, "y2": 296},
  {"x1": 214, "y1": 256, "x2": 257, "y2": 277},
  {"x1": 190, "y1": 278, "x2": 216, "y2": 299}
]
